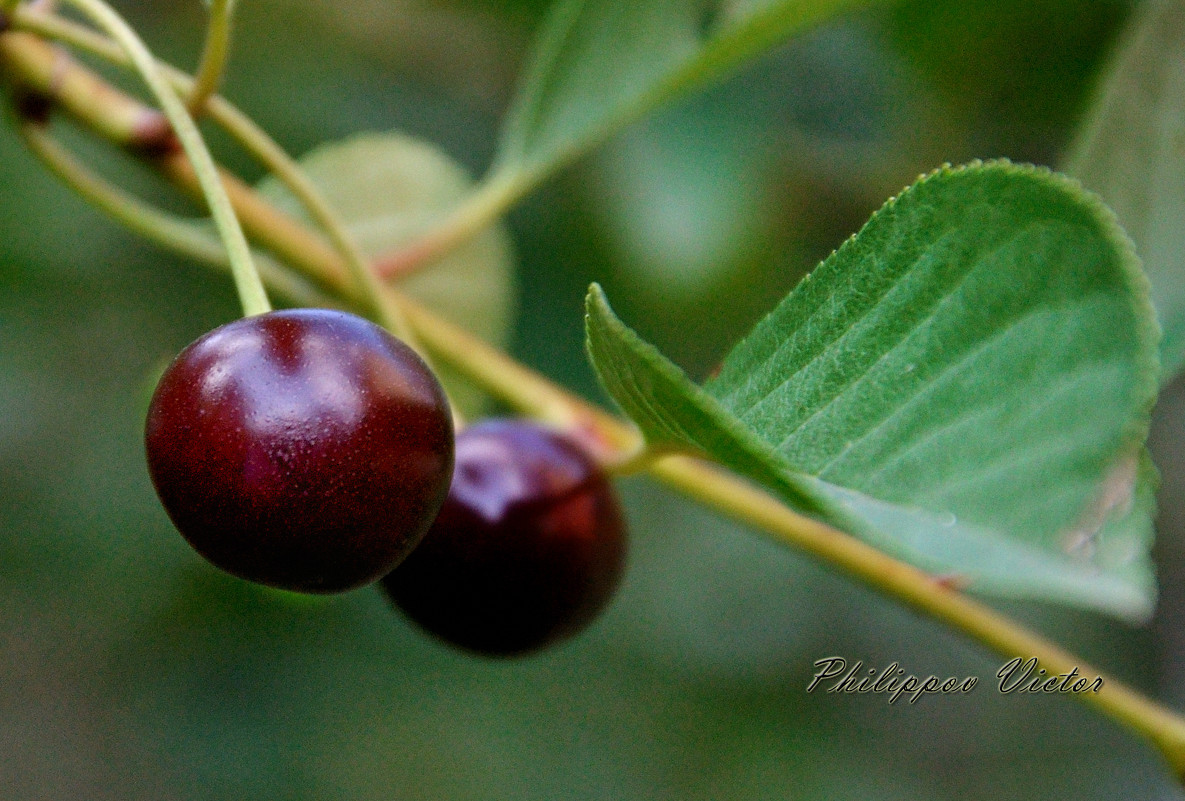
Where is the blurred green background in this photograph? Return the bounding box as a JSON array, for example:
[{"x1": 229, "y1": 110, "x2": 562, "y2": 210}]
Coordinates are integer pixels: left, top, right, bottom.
[{"x1": 3, "y1": 0, "x2": 1185, "y2": 797}]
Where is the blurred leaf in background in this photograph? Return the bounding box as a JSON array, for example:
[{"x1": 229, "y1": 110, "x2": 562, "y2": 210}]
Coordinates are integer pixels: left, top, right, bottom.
[
  {"x1": 256, "y1": 131, "x2": 517, "y2": 416},
  {"x1": 1064, "y1": 0, "x2": 1185, "y2": 379},
  {"x1": 4, "y1": 0, "x2": 1185, "y2": 799}
]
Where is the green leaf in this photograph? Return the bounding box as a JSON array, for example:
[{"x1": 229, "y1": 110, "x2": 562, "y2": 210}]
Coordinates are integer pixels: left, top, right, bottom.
[
  {"x1": 586, "y1": 161, "x2": 1160, "y2": 619},
  {"x1": 1064, "y1": 0, "x2": 1185, "y2": 381},
  {"x1": 492, "y1": 0, "x2": 875, "y2": 190},
  {"x1": 585, "y1": 284, "x2": 834, "y2": 518},
  {"x1": 257, "y1": 132, "x2": 516, "y2": 416}
]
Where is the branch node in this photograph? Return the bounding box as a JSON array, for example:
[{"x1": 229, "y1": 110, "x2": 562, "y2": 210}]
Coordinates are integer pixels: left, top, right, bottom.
[
  {"x1": 13, "y1": 89, "x2": 52, "y2": 123},
  {"x1": 932, "y1": 573, "x2": 972, "y2": 592},
  {"x1": 128, "y1": 108, "x2": 179, "y2": 156}
]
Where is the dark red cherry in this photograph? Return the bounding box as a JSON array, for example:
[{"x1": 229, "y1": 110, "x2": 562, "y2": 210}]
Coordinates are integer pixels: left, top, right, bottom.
[
  {"x1": 145, "y1": 308, "x2": 454, "y2": 593},
  {"x1": 381, "y1": 418, "x2": 627, "y2": 655}
]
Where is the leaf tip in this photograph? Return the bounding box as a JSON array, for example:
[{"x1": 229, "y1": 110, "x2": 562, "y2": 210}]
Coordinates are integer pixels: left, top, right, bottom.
[{"x1": 585, "y1": 281, "x2": 608, "y2": 311}]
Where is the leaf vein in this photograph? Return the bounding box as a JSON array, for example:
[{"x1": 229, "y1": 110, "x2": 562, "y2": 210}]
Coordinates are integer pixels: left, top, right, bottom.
[{"x1": 762, "y1": 225, "x2": 1042, "y2": 453}]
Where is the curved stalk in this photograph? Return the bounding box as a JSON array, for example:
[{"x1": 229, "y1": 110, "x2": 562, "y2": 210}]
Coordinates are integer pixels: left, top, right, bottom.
[
  {"x1": 17, "y1": 118, "x2": 331, "y2": 306},
  {"x1": 59, "y1": 0, "x2": 270, "y2": 316},
  {"x1": 9, "y1": 3, "x2": 514, "y2": 295},
  {"x1": 187, "y1": 0, "x2": 234, "y2": 115},
  {"x1": 12, "y1": 5, "x2": 424, "y2": 351}
]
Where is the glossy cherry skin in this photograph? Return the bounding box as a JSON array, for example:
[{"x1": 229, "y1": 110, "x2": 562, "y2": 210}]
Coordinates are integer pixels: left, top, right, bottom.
[
  {"x1": 145, "y1": 309, "x2": 454, "y2": 593},
  {"x1": 382, "y1": 418, "x2": 627, "y2": 655}
]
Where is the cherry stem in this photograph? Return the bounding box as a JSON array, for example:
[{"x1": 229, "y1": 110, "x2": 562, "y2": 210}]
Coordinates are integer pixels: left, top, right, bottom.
[
  {"x1": 13, "y1": 4, "x2": 431, "y2": 360},
  {"x1": 187, "y1": 0, "x2": 235, "y2": 117},
  {"x1": 59, "y1": 0, "x2": 270, "y2": 317},
  {"x1": 6, "y1": 15, "x2": 1185, "y2": 784},
  {"x1": 192, "y1": 78, "x2": 430, "y2": 354},
  {"x1": 17, "y1": 117, "x2": 332, "y2": 306}
]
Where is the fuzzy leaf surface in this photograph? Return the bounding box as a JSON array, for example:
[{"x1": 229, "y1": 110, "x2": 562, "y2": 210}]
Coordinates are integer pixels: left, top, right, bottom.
[{"x1": 587, "y1": 162, "x2": 1159, "y2": 619}]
